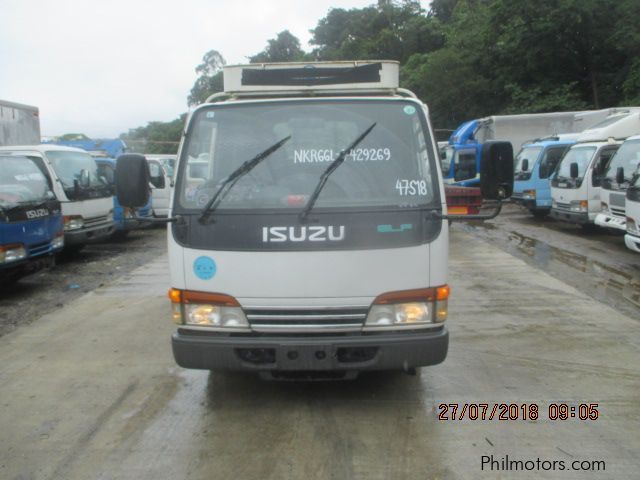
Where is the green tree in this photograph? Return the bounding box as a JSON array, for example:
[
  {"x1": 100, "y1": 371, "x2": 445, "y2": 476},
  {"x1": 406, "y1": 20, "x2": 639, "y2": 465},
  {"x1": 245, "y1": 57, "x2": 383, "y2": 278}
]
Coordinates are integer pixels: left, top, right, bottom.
[
  {"x1": 309, "y1": 1, "x2": 442, "y2": 63},
  {"x1": 250, "y1": 30, "x2": 305, "y2": 63},
  {"x1": 188, "y1": 49, "x2": 226, "y2": 106},
  {"x1": 120, "y1": 116, "x2": 185, "y2": 154}
]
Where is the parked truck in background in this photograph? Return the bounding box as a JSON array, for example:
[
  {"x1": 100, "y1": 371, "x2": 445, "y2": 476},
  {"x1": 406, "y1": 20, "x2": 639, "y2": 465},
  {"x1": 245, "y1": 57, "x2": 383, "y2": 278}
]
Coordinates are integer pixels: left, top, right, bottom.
[
  {"x1": 0, "y1": 100, "x2": 41, "y2": 147},
  {"x1": 594, "y1": 124, "x2": 640, "y2": 231},
  {"x1": 441, "y1": 109, "x2": 632, "y2": 188},
  {"x1": 0, "y1": 145, "x2": 114, "y2": 251},
  {"x1": 1, "y1": 155, "x2": 64, "y2": 281},
  {"x1": 512, "y1": 134, "x2": 579, "y2": 217},
  {"x1": 115, "y1": 60, "x2": 513, "y2": 379},
  {"x1": 442, "y1": 112, "x2": 588, "y2": 187},
  {"x1": 625, "y1": 161, "x2": 640, "y2": 252},
  {"x1": 550, "y1": 112, "x2": 640, "y2": 227}
]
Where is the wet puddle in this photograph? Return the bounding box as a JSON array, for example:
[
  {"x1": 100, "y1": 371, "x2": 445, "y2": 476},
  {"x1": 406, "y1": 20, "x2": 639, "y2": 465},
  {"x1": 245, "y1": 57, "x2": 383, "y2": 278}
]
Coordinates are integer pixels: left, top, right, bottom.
[{"x1": 460, "y1": 223, "x2": 640, "y2": 317}]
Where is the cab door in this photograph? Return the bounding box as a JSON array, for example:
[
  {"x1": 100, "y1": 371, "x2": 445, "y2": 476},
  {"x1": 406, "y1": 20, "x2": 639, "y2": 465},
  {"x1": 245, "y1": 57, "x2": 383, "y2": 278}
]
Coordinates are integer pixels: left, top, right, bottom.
[{"x1": 147, "y1": 160, "x2": 170, "y2": 217}]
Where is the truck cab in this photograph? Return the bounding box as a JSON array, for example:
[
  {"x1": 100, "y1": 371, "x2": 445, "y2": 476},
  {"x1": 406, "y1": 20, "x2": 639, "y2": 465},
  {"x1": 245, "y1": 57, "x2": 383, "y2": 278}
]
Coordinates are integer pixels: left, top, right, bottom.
[
  {"x1": 596, "y1": 133, "x2": 640, "y2": 232},
  {"x1": 551, "y1": 112, "x2": 640, "y2": 227},
  {"x1": 512, "y1": 135, "x2": 577, "y2": 217},
  {"x1": 0, "y1": 145, "x2": 115, "y2": 249},
  {"x1": 145, "y1": 155, "x2": 176, "y2": 218},
  {"x1": 0, "y1": 155, "x2": 64, "y2": 281},
  {"x1": 115, "y1": 61, "x2": 512, "y2": 378},
  {"x1": 625, "y1": 164, "x2": 640, "y2": 252},
  {"x1": 589, "y1": 114, "x2": 640, "y2": 231}
]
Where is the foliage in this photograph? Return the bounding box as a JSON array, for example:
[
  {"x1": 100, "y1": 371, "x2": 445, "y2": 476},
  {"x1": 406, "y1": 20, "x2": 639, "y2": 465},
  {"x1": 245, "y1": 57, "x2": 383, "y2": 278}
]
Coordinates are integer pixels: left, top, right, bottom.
[
  {"x1": 58, "y1": 133, "x2": 90, "y2": 141},
  {"x1": 124, "y1": 0, "x2": 640, "y2": 139},
  {"x1": 120, "y1": 116, "x2": 185, "y2": 154},
  {"x1": 188, "y1": 50, "x2": 226, "y2": 106},
  {"x1": 250, "y1": 30, "x2": 305, "y2": 63}
]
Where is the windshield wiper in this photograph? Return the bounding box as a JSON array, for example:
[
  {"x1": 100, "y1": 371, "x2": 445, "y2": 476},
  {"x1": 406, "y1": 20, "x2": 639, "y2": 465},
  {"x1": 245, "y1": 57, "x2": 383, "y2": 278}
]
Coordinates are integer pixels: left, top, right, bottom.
[
  {"x1": 299, "y1": 123, "x2": 376, "y2": 222},
  {"x1": 198, "y1": 135, "x2": 291, "y2": 224}
]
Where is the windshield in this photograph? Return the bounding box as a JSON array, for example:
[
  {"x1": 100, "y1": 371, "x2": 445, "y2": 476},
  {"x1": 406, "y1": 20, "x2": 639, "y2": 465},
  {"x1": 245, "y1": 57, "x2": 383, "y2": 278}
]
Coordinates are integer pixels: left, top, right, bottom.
[
  {"x1": 554, "y1": 146, "x2": 597, "y2": 180},
  {"x1": 514, "y1": 146, "x2": 542, "y2": 180},
  {"x1": 0, "y1": 156, "x2": 54, "y2": 208},
  {"x1": 441, "y1": 146, "x2": 454, "y2": 176},
  {"x1": 604, "y1": 139, "x2": 640, "y2": 183},
  {"x1": 176, "y1": 100, "x2": 439, "y2": 211},
  {"x1": 45, "y1": 150, "x2": 111, "y2": 199}
]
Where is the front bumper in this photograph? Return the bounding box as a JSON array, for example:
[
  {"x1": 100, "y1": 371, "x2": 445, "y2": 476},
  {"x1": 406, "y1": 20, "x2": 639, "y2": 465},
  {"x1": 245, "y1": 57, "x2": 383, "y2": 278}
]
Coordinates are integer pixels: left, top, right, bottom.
[
  {"x1": 594, "y1": 213, "x2": 626, "y2": 231},
  {"x1": 624, "y1": 233, "x2": 640, "y2": 253},
  {"x1": 0, "y1": 254, "x2": 55, "y2": 279},
  {"x1": 172, "y1": 328, "x2": 449, "y2": 372},
  {"x1": 550, "y1": 208, "x2": 589, "y2": 225},
  {"x1": 65, "y1": 222, "x2": 115, "y2": 245}
]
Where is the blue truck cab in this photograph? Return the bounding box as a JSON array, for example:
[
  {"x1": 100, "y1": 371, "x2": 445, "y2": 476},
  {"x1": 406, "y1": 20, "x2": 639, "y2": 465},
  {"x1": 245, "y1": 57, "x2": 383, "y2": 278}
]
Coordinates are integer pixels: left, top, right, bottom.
[
  {"x1": 511, "y1": 135, "x2": 578, "y2": 216},
  {"x1": 440, "y1": 120, "x2": 481, "y2": 186},
  {"x1": 95, "y1": 157, "x2": 153, "y2": 238},
  {"x1": 1, "y1": 155, "x2": 64, "y2": 280}
]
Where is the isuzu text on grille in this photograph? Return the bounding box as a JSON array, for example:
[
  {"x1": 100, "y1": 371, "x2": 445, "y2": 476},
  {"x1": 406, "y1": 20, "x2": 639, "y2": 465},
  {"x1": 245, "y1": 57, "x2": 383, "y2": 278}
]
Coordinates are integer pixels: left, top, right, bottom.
[{"x1": 262, "y1": 225, "x2": 346, "y2": 243}]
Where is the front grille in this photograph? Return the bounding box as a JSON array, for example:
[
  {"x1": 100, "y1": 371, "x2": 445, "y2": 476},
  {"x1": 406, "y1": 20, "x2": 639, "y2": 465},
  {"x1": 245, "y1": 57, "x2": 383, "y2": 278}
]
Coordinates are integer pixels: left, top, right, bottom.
[
  {"x1": 610, "y1": 207, "x2": 626, "y2": 217},
  {"x1": 554, "y1": 202, "x2": 571, "y2": 211},
  {"x1": 84, "y1": 215, "x2": 110, "y2": 228},
  {"x1": 245, "y1": 306, "x2": 368, "y2": 333},
  {"x1": 28, "y1": 241, "x2": 51, "y2": 257}
]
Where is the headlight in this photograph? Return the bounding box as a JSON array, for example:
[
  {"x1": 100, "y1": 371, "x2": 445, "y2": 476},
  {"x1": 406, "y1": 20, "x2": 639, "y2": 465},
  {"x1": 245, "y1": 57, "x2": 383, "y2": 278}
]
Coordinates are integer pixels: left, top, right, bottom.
[
  {"x1": 601, "y1": 202, "x2": 608, "y2": 212},
  {"x1": 63, "y1": 215, "x2": 84, "y2": 231},
  {"x1": 552, "y1": 199, "x2": 557, "y2": 208},
  {"x1": 523, "y1": 189, "x2": 536, "y2": 200},
  {"x1": 0, "y1": 244, "x2": 27, "y2": 264},
  {"x1": 52, "y1": 232, "x2": 64, "y2": 250},
  {"x1": 168, "y1": 289, "x2": 249, "y2": 330},
  {"x1": 570, "y1": 200, "x2": 588, "y2": 212},
  {"x1": 107, "y1": 210, "x2": 114, "y2": 222},
  {"x1": 364, "y1": 286, "x2": 449, "y2": 330},
  {"x1": 628, "y1": 217, "x2": 638, "y2": 234}
]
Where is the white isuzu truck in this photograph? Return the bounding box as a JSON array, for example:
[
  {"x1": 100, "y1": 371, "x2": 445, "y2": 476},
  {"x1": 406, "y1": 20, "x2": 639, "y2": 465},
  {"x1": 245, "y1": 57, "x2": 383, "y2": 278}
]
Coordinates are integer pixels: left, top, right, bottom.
[
  {"x1": 594, "y1": 113, "x2": 640, "y2": 232},
  {"x1": 115, "y1": 61, "x2": 513, "y2": 379},
  {"x1": 0, "y1": 145, "x2": 114, "y2": 249},
  {"x1": 549, "y1": 111, "x2": 640, "y2": 226}
]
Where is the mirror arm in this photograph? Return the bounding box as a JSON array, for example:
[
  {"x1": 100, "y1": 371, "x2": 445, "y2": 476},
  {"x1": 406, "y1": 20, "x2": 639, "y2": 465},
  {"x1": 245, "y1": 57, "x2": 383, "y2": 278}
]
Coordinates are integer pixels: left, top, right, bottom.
[{"x1": 430, "y1": 200, "x2": 503, "y2": 221}]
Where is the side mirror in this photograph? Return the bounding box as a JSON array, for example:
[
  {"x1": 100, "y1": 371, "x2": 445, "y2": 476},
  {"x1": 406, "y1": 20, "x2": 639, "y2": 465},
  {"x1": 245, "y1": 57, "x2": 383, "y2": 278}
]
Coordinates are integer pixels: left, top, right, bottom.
[
  {"x1": 521, "y1": 158, "x2": 529, "y2": 172},
  {"x1": 79, "y1": 169, "x2": 91, "y2": 188},
  {"x1": 616, "y1": 167, "x2": 625, "y2": 184},
  {"x1": 480, "y1": 141, "x2": 513, "y2": 200},
  {"x1": 570, "y1": 162, "x2": 579, "y2": 179},
  {"x1": 116, "y1": 154, "x2": 150, "y2": 208}
]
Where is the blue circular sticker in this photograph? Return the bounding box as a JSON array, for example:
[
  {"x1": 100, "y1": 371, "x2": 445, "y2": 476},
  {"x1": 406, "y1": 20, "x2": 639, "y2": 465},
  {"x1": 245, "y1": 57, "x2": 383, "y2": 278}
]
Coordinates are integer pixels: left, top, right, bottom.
[
  {"x1": 403, "y1": 105, "x2": 416, "y2": 115},
  {"x1": 193, "y1": 256, "x2": 217, "y2": 280}
]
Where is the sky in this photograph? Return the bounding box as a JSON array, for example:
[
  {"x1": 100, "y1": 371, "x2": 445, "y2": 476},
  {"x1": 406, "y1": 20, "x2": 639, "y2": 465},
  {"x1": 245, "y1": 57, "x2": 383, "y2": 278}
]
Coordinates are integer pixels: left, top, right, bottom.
[{"x1": 1, "y1": 0, "x2": 431, "y2": 139}]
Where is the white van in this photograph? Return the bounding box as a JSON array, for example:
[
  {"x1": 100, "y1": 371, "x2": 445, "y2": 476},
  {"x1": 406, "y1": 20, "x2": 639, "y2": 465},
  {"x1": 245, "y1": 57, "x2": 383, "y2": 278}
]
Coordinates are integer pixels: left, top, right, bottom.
[
  {"x1": 550, "y1": 112, "x2": 640, "y2": 226},
  {"x1": 0, "y1": 145, "x2": 114, "y2": 248},
  {"x1": 115, "y1": 61, "x2": 513, "y2": 378},
  {"x1": 145, "y1": 155, "x2": 175, "y2": 217}
]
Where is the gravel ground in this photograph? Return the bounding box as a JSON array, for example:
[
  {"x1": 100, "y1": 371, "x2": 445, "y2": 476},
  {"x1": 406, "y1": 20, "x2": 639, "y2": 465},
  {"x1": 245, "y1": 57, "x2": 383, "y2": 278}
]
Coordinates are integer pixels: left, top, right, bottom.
[{"x1": 0, "y1": 226, "x2": 167, "y2": 337}]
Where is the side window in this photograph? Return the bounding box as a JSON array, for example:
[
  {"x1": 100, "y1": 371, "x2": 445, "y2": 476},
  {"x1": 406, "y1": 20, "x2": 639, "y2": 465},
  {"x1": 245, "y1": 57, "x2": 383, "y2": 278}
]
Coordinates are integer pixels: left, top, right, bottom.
[
  {"x1": 454, "y1": 151, "x2": 477, "y2": 181},
  {"x1": 26, "y1": 155, "x2": 54, "y2": 189},
  {"x1": 592, "y1": 146, "x2": 618, "y2": 187},
  {"x1": 97, "y1": 163, "x2": 115, "y2": 185},
  {"x1": 539, "y1": 147, "x2": 568, "y2": 179},
  {"x1": 148, "y1": 161, "x2": 166, "y2": 189}
]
